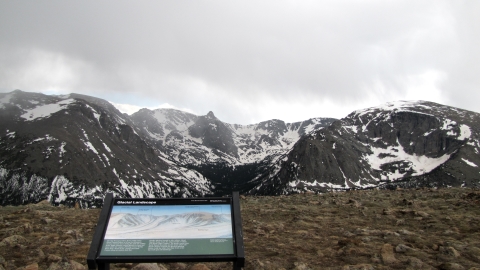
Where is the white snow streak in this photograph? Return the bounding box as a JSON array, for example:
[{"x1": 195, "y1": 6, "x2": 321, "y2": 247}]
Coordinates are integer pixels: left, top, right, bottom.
[
  {"x1": 21, "y1": 99, "x2": 75, "y2": 121},
  {"x1": 462, "y1": 158, "x2": 478, "y2": 167}
]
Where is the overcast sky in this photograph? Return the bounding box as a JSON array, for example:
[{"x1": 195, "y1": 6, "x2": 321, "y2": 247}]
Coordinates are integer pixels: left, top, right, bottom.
[{"x1": 1, "y1": 1, "x2": 479, "y2": 124}]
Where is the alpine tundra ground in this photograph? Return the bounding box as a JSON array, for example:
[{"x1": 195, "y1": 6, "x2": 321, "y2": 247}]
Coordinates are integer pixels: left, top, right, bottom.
[{"x1": 1, "y1": 188, "x2": 480, "y2": 270}]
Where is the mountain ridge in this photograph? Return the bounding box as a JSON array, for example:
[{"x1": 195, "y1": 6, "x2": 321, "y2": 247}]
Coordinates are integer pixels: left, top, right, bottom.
[
  {"x1": 249, "y1": 100, "x2": 480, "y2": 195},
  {"x1": 1, "y1": 90, "x2": 479, "y2": 206}
]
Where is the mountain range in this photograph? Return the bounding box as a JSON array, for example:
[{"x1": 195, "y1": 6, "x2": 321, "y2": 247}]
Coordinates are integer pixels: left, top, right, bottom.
[{"x1": 1, "y1": 90, "x2": 479, "y2": 206}]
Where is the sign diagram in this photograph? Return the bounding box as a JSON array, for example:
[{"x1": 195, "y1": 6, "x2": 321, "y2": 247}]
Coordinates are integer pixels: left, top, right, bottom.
[{"x1": 104, "y1": 204, "x2": 233, "y2": 239}]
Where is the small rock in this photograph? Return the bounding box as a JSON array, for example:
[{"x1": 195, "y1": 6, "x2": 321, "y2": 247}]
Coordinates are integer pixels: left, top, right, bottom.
[
  {"x1": 46, "y1": 262, "x2": 63, "y2": 270},
  {"x1": 47, "y1": 254, "x2": 62, "y2": 262},
  {"x1": 69, "y1": 260, "x2": 86, "y2": 270},
  {"x1": 415, "y1": 211, "x2": 430, "y2": 218},
  {"x1": 188, "y1": 264, "x2": 210, "y2": 270},
  {"x1": 395, "y1": 244, "x2": 412, "y2": 253},
  {"x1": 370, "y1": 253, "x2": 381, "y2": 264},
  {"x1": 157, "y1": 264, "x2": 168, "y2": 270},
  {"x1": 406, "y1": 257, "x2": 424, "y2": 268},
  {"x1": 24, "y1": 263, "x2": 39, "y2": 270},
  {"x1": 293, "y1": 262, "x2": 311, "y2": 270},
  {"x1": 46, "y1": 262, "x2": 82, "y2": 270},
  {"x1": 381, "y1": 244, "x2": 398, "y2": 264},
  {"x1": 23, "y1": 223, "x2": 33, "y2": 233},
  {"x1": 397, "y1": 229, "x2": 415, "y2": 235},
  {"x1": 115, "y1": 263, "x2": 134, "y2": 268},
  {"x1": 254, "y1": 228, "x2": 266, "y2": 235},
  {"x1": 347, "y1": 199, "x2": 361, "y2": 208},
  {"x1": 382, "y1": 208, "x2": 394, "y2": 215},
  {"x1": 170, "y1": 262, "x2": 187, "y2": 269},
  {"x1": 255, "y1": 259, "x2": 264, "y2": 267},
  {"x1": 439, "y1": 246, "x2": 461, "y2": 258},
  {"x1": 438, "y1": 262, "x2": 465, "y2": 270},
  {"x1": 342, "y1": 264, "x2": 374, "y2": 270},
  {"x1": 0, "y1": 235, "x2": 28, "y2": 247},
  {"x1": 41, "y1": 217, "x2": 56, "y2": 224},
  {"x1": 316, "y1": 250, "x2": 324, "y2": 257},
  {"x1": 132, "y1": 263, "x2": 161, "y2": 270}
]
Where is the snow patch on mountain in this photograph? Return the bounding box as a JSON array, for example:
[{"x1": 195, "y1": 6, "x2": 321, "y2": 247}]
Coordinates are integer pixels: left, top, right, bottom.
[
  {"x1": 462, "y1": 158, "x2": 478, "y2": 167},
  {"x1": 365, "y1": 140, "x2": 451, "y2": 180},
  {"x1": 21, "y1": 99, "x2": 75, "y2": 121}
]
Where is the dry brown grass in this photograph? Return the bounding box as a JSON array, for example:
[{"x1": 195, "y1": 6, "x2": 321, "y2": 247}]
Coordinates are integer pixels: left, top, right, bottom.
[{"x1": 1, "y1": 188, "x2": 480, "y2": 269}]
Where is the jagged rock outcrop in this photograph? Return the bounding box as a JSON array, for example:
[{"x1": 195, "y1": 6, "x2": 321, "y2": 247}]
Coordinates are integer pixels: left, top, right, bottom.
[{"x1": 251, "y1": 101, "x2": 480, "y2": 195}]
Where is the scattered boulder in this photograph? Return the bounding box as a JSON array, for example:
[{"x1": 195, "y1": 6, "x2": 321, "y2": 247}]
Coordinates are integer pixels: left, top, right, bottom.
[
  {"x1": 395, "y1": 243, "x2": 413, "y2": 253},
  {"x1": 158, "y1": 264, "x2": 169, "y2": 270},
  {"x1": 46, "y1": 260, "x2": 86, "y2": 270},
  {"x1": 132, "y1": 263, "x2": 161, "y2": 270},
  {"x1": 68, "y1": 260, "x2": 86, "y2": 270},
  {"x1": 406, "y1": 257, "x2": 426, "y2": 269},
  {"x1": 0, "y1": 235, "x2": 27, "y2": 247},
  {"x1": 439, "y1": 246, "x2": 461, "y2": 258},
  {"x1": 438, "y1": 262, "x2": 466, "y2": 270},
  {"x1": 188, "y1": 264, "x2": 210, "y2": 270},
  {"x1": 23, "y1": 263, "x2": 39, "y2": 270},
  {"x1": 342, "y1": 264, "x2": 374, "y2": 270},
  {"x1": 293, "y1": 262, "x2": 311, "y2": 270},
  {"x1": 47, "y1": 254, "x2": 62, "y2": 263},
  {"x1": 380, "y1": 244, "x2": 398, "y2": 265},
  {"x1": 41, "y1": 217, "x2": 56, "y2": 224}
]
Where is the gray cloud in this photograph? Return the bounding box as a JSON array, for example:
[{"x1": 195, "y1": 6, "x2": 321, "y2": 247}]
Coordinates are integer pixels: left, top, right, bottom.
[{"x1": 1, "y1": 1, "x2": 479, "y2": 124}]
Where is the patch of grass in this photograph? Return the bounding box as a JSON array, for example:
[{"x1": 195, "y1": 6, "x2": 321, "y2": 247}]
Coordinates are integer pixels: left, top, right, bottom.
[{"x1": 2, "y1": 188, "x2": 480, "y2": 269}]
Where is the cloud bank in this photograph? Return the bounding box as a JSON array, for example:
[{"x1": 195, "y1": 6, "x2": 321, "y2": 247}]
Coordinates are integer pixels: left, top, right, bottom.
[{"x1": 1, "y1": 1, "x2": 479, "y2": 124}]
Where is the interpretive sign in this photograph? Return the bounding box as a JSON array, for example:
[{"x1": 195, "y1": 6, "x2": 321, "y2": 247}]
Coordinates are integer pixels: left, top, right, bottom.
[{"x1": 87, "y1": 193, "x2": 245, "y2": 270}]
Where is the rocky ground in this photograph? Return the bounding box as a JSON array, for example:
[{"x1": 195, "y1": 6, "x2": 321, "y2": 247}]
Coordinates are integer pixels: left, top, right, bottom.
[{"x1": 1, "y1": 188, "x2": 480, "y2": 270}]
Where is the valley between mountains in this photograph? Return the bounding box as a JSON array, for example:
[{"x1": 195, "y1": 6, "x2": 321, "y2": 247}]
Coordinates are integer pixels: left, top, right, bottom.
[{"x1": 1, "y1": 90, "x2": 480, "y2": 206}]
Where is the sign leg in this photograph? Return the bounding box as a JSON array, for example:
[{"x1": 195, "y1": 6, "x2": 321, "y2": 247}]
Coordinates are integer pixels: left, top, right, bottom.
[
  {"x1": 233, "y1": 261, "x2": 243, "y2": 270},
  {"x1": 98, "y1": 263, "x2": 110, "y2": 270}
]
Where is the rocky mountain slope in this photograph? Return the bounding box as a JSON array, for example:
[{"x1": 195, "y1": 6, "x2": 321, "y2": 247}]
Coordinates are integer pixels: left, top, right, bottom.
[
  {"x1": 1, "y1": 188, "x2": 480, "y2": 269},
  {"x1": 131, "y1": 108, "x2": 334, "y2": 166},
  {"x1": 0, "y1": 90, "x2": 335, "y2": 205},
  {"x1": 0, "y1": 90, "x2": 211, "y2": 207},
  {"x1": 130, "y1": 107, "x2": 335, "y2": 196},
  {"x1": 251, "y1": 101, "x2": 480, "y2": 195},
  {"x1": 2, "y1": 90, "x2": 480, "y2": 206}
]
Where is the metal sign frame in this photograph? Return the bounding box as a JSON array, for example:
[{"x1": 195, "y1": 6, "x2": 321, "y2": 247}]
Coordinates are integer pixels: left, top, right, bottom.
[{"x1": 87, "y1": 192, "x2": 245, "y2": 270}]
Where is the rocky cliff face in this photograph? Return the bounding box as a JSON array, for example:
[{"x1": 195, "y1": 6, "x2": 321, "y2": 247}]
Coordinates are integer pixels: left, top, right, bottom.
[
  {"x1": 251, "y1": 101, "x2": 480, "y2": 195},
  {"x1": 0, "y1": 91, "x2": 211, "y2": 206}
]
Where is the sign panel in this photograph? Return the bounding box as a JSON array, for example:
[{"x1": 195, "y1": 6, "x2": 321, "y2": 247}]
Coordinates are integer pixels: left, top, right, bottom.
[
  {"x1": 87, "y1": 193, "x2": 244, "y2": 270},
  {"x1": 99, "y1": 198, "x2": 234, "y2": 256}
]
